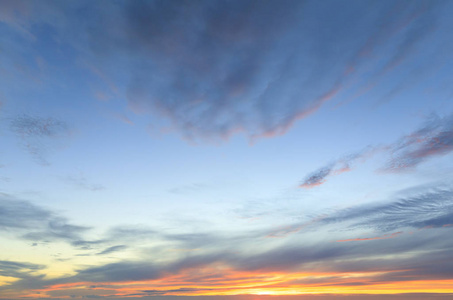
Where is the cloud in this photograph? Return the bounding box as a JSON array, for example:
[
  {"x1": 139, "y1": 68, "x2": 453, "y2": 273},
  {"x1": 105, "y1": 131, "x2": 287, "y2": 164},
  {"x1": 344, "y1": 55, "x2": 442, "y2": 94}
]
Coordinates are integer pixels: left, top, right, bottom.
[
  {"x1": 0, "y1": 194, "x2": 52, "y2": 230},
  {"x1": 96, "y1": 245, "x2": 128, "y2": 256},
  {"x1": 0, "y1": 260, "x2": 45, "y2": 279},
  {"x1": 63, "y1": 174, "x2": 105, "y2": 191},
  {"x1": 300, "y1": 113, "x2": 453, "y2": 187},
  {"x1": 9, "y1": 114, "x2": 71, "y2": 165},
  {"x1": 23, "y1": 0, "x2": 435, "y2": 142},
  {"x1": 384, "y1": 114, "x2": 453, "y2": 172},
  {"x1": 320, "y1": 188, "x2": 453, "y2": 232},
  {"x1": 299, "y1": 164, "x2": 334, "y2": 188},
  {"x1": 267, "y1": 187, "x2": 453, "y2": 241},
  {"x1": 1, "y1": 1, "x2": 446, "y2": 142},
  {"x1": 2, "y1": 187, "x2": 453, "y2": 297},
  {"x1": 0, "y1": 194, "x2": 90, "y2": 243},
  {"x1": 336, "y1": 231, "x2": 403, "y2": 242},
  {"x1": 299, "y1": 150, "x2": 372, "y2": 188}
]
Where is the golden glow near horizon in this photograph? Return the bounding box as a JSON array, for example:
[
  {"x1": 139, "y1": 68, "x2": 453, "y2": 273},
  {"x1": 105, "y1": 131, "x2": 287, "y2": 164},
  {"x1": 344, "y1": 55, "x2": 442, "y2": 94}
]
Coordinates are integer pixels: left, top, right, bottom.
[{"x1": 2, "y1": 0, "x2": 453, "y2": 299}]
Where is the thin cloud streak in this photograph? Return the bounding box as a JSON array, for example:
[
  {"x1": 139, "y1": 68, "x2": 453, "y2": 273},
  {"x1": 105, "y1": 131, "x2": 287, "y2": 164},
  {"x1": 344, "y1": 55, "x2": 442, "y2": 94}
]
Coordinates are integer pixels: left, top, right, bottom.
[
  {"x1": 336, "y1": 231, "x2": 403, "y2": 242},
  {"x1": 300, "y1": 113, "x2": 453, "y2": 187},
  {"x1": 299, "y1": 150, "x2": 374, "y2": 188}
]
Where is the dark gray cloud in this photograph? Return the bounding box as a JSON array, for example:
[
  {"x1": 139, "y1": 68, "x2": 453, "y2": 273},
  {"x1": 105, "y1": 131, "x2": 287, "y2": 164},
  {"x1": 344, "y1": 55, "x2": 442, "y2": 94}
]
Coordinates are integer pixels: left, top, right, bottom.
[
  {"x1": 9, "y1": 114, "x2": 71, "y2": 165},
  {"x1": 0, "y1": 260, "x2": 45, "y2": 279},
  {"x1": 96, "y1": 245, "x2": 128, "y2": 256}
]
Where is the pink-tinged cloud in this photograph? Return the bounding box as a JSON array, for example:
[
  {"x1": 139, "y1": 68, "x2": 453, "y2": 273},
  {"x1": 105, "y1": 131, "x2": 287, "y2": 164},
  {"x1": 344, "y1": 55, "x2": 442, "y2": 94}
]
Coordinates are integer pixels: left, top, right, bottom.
[
  {"x1": 299, "y1": 165, "x2": 333, "y2": 189},
  {"x1": 299, "y1": 149, "x2": 374, "y2": 189},
  {"x1": 253, "y1": 84, "x2": 342, "y2": 141},
  {"x1": 384, "y1": 114, "x2": 453, "y2": 172},
  {"x1": 301, "y1": 114, "x2": 453, "y2": 186},
  {"x1": 336, "y1": 231, "x2": 403, "y2": 242}
]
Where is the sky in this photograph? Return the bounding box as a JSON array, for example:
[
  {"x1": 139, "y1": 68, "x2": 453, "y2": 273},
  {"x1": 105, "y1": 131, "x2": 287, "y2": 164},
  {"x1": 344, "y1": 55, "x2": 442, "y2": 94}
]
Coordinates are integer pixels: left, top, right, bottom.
[{"x1": 1, "y1": 0, "x2": 453, "y2": 299}]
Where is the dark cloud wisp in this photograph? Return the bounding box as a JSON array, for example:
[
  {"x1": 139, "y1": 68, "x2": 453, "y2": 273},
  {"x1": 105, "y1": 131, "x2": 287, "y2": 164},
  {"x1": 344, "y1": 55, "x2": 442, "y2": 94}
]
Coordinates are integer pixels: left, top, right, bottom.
[
  {"x1": 384, "y1": 114, "x2": 453, "y2": 172},
  {"x1": 0, "y1": 194, "x2": 89, "y2": 243},
  {"x1": 67, "y1": 0, "x2": 444, "y2": 141}
]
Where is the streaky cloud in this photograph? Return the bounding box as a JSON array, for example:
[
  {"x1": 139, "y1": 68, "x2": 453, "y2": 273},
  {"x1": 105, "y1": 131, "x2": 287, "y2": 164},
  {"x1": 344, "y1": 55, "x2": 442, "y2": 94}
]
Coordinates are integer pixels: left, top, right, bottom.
[
  {"x1": 66, "y1": 0, "x2": 443, "y2": 142},
  {"x1": 384, "y1": 113, "x2": 453, "y2": 172},
  {"x1": 299, "y1": 150, "x2": 373, "y2": 188},
  {"x1": 301, "y1": 112, "x2": 453, "y2": 186},
  {"x1": 336, "y1": 231, "x2": 403, "y2": 242},
  {"x1": 96, "y1": 245, "x2": 128, "y2": 256},
  {"x1": 0, "y1": 260, "x2": 45, "y2": 279},
  {"x1": 299, "y1": 164, "x2": 334, "y2": 189},
  {"x1": 0, "y1": 194, "x2": 90, "y2": 243}
]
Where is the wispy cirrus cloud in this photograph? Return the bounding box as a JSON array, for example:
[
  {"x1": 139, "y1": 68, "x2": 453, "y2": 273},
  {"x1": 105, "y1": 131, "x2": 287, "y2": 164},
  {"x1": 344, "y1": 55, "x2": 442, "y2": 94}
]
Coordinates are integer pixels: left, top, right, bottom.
[
  {"x1": 267, "y1": 187, "x2": 453, "y2": 240},
  {"x1": 336, "y1": 231, "x2": 403, "y2": 242},
  {"x1": 119, "y1": 0, "x2": 443, "y2": 142},
  {"x1": 0, "y1": 1, "x2": 446, "y2": 142},
  {"x1": 300, "y1": 113, "x2": 453, "y2": 187},
  {"x1": 3, "y1": 0, "x2": 436, "y2": 142},
  {"x1": 299, "y1": 150, "x2": 372, "y2": 188},
  {"x1": 384, "y1": 114, "x2": 453, "y2": 172}
]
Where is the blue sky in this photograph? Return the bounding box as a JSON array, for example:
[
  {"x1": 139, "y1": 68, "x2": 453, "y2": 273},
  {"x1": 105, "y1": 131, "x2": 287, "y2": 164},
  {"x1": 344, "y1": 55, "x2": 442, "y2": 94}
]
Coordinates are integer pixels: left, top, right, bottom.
[{"x1": 1, "y1": 0, "x2": 453, "y2": 299}]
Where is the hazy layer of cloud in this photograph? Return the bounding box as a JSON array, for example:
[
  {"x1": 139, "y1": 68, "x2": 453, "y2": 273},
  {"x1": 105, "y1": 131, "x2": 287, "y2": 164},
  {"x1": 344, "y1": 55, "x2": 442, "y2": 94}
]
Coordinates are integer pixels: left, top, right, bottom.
[
  {"x1": 9, "y1": 114, "x2": 71, "y2": 165},
  {"x1": 62, "y1": 174, "x2": 105, "y2": 192},
  {"x1": 2, "y1": 187, "x2": 452, "y2": 297},
  {"x1": 0, "y1": 194, "x2": 89, "y2": 243}
]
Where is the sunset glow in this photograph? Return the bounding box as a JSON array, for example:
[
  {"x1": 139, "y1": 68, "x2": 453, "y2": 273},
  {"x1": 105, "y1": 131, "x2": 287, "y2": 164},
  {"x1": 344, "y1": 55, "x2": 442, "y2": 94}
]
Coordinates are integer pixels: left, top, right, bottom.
[{"x1": 1, "y1": 0, "x2": 453, "y2": 299}]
